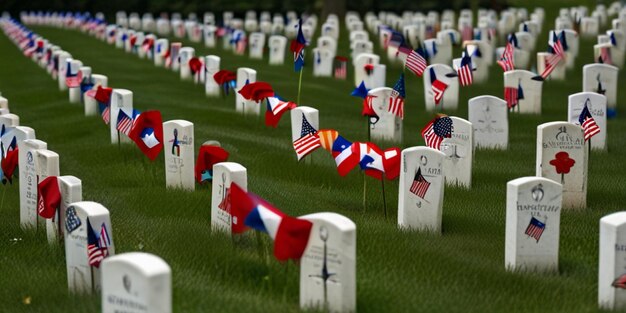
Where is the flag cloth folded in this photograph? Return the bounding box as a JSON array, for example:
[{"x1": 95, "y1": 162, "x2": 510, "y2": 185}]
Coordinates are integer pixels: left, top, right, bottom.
[
  {"x1": 332, "y1": 135, "x2": 360, "y2": 176},
  {"x1": 37, "y1": 176, "x2": 61, "y2": 219},
  {"x1": 238, "y1": 82, "x2": 275, "y2": 102},
  {"x1": 128, "y1": 110, "x2": 164, "y2": 161},
  {"x1": 194, "y1": 145, "x2": 229, "y2": 183}
]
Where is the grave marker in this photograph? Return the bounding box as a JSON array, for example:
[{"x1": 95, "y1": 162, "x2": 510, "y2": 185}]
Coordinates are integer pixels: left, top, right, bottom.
[
  {"x1": 583, "y1": 63, "x2": 618, "y2": 116},
  {"x1": 84, "y1": 74, "x2": 108, "y2": 116},
  {"x1": 536, "y1": 122, "x2": 587, "y2": 209},
  {"x1": 268, "y1": 35, "x2": 287, "y2": 65},
  {"x1": 504, "y1": 70, "x2": 543, "y2": 114},
  {"x1": 397, "y1": 147, "x2": 445, "y2": 233},
  {"x1": 235, "y1": 68, "x2": 258, "y2": 115},
  {"x1": 19, "y1": 139, "x2": 46, "y2": 229},
  {"x1": 599, "y1": 212, "x2": 626, "y2": 310},
  {"x1": 163, "y1": 120, "x2": 194, "y2": 191},
  {"x1": 300, "y1": 212, "x2": 356, "y2": 313},
  {"x1": 64, "y1": 201, "x2": 114, "y2": 294},
  {"x1": 211, "y1": 162, "x2": 247, "y2": 233},
  {"x1": 468, "y1": 96, "x2": 508, "y2": 149},
  {"x1": 505, "y1": 177, "x2": 562, "y2": 272},
  {"x1": 568, "y1": 92, "x2": 607, "y2": 150},
  {"x1": 204, "y1": 56, "x2": 220, "y2": 97},
  {"x1": 423, "y1": 64, "x2": 459, "y2": 111},
  {"x1": 110, "y1": 89, "x2": 133, "y2": 144},
  {"x1": 441, "y1": 117, "x2": 473, "y2": 188},
  {"x1": 101, "y1": 252, "x2": 171, "y2": 313},
  {"x1": 367, "y1": 87, "x2": 402, "y2": 142}
]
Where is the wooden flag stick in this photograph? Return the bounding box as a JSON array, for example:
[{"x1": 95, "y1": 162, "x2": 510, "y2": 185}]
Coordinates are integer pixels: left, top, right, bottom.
[
  {"x1": 381, "y1": 178, "x2": 387, "y2": 219},
  {"x1": 296, "y1": 69, "x2": 304, "y2": 105}
]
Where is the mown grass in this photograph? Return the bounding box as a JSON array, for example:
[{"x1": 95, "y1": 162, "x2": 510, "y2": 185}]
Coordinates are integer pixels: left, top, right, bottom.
[{"x1": 0, "y1": 4, "x2": 625, "y2": 312}]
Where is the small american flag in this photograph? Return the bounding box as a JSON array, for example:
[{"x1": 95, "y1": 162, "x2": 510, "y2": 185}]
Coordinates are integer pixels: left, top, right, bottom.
[
  {"x1": 578, "y1": 103, "x2": 601, "y2": 141},
  {"x1": 540, "y1": 39, "x2": 565, "y2": 79},
  {"x1": 388, "y1": 74, "x2": 405, "y2": 119},
  {"x1": 116, "y1": 110, "x2": 133, "y2": 136},
  {"x1": 87, "y1": 219, "x2": 105, "y2": 267},
  {"x1": 410, "y1": 167, "x2": 430, "y2": 199},
  {"x1": 432, "y1": 80, "x2": 448, "y2": 105},
  {"x1": 456, "y1": 51, "x2": 473, "y2": 87},
  {"x1": 461, "y1": 25, "x2": 473, "y2": 42},
  {"x1": 293, "y1": 114, "x2": 321, "y2": 160},
  {"x1": 401, "y1": 46, "x2": 427, "y2": 77},
  {"x1": 65, "y1": 206, "x2": 81, "y2": 233},
  {"x1": 599, "y1": 46, "x2": 612, "y2": 65},
  {"x1": 98, "y1": 222, "x2": 111, "y2": 254},
  {"x1": 421, "y1": 116, "x2": 453, "y2": 150},
  {"x1": 524, "y1": 217, "x2": 545, "y2": 243},
  {"x1": 334, "y1": 56, "x2": 348, "y2": 79},
  {"x1": 504, "y1": 83, "x2": 524, "y2": 109},
  {"x1": 497, "y1": 42, "x2": 515, "y2": 72},
  {"x1": 101, "y1": 104, "x2": 110, "y2": 125}
]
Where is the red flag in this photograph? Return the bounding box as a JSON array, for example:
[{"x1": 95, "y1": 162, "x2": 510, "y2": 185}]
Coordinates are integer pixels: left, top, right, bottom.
[
  {"x1": 213, "y1": 70, "x2": 236, "y2": 85},
  {"x1": 265, "y1": 97, "x2": 297, "y2": 128},
  {"x1": 274, "y1": 216, "x2": 313, "y2": 261},
  {"x1": 189, "y1": 57, "x2": 203, "y2": 75},
  {"x1": 238, "y1": 82, "x2": 275, "y2": 102},
  {"x1": 37, "y1": 176, "x2": 61, "y2": 219},
  {"x1": 194, "y1": 145, "x2": 229, "y2": 183},
  {"x1": 1, "y1": 148, "x2": 19, "y2": 184},
  {"x1": 229, "y1": 183, "x2": 255, "y2": 234},
  {"x1": 94, "y1": 86, "x2": 113, "y2": 104},
  {"x1": 128, "y1": 110, "x2": 164, "y2": 161}
]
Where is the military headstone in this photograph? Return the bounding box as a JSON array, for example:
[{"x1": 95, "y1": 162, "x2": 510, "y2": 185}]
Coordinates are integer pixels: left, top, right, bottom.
[
  {"x1": 211, "y1": 162, "x2": 247, "y2": 233},
  {"x1": 599, "y1": 212, "x2": 626, "y2": 310},
  {"x1": 468, "y1": 95, "x2": 508, "y2": 149},
  {"x1": 163, "y1": 120, "x2": 194, "y2": 191},
  {"x1": 440, "y1": 117, "x2": 473, "y2": 188},
  {"x1": 567, "y1": 92, "x2": 607, "y2": 150}
]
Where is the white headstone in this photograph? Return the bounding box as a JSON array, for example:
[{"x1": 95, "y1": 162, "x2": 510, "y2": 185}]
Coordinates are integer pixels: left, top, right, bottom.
[
  {"x1": 35, "y1": 149, "x2": 61, "y2": 243},
  {"x1": 441, "y1": 117, "x2": 473, "y2": 188},
  {"x1": 248, "y1": 32, "x2": 266, "y2": 59},
  {"x1": 163, "y1": 120, "x2": 194, "y2": 191},
  {"x1": 101, "y1": 252, "x2": 171, "y2": 313},
  {"x1": 312, "y1": 48, "x2": 334, "y2": 77},
  {"x1": 154, "y1": 38, "x2": 169, "y2": 67},
  {"x1": 503, "y1": 70, "x2": 543, "y2": 114},
  {"x1": 268, "y1": 35, "x2": 287, "y2": 65},
  {"x1": 423, "y1": 64, "x2": 459, "y2": 111},
  {"x1": 299, "y1": 212, "x2": 356, "y2": 313},
  {"x1": 235, "y1": 68, "x2": 258, "y2": 115},
  {"x1": 568, "y1": 92, "x2": 607, "y2": 151},
  {"x1": 211, "y1": 162, "x2": 247, "y2": 233},
  {"x1": 64, "y1": 201, "x2": 114, "y2": 294},
  {"x1": 67, "y1": 60, "x2": 84, "y2": 103},
  {"x1": 178, "y1": 47, "x2": 195, "y2": 80},
  {"x1": 505, "y1": 177, "x2": 562, "y2": 272},
  {"x1": 599, "y1": 212, "x2": 626, "y2": 310},
  {"x1": 580, "y1": 17, "x2": 600, "y2": 37},
  {"x1": 397, "y1": 147, "x2": 445, "y2": 233},
  {"x1": 582, "y1": 63, "x2": 618, "y2": 116},
  {"x1": 353, "y1": 53, "x2": 385, "y2": 89},
  {"x1": 424, "y1": 38, "x2": 452, "y2": 65},
  {"x1": 0, "y1": 96, "x2": 7, "y2": 110},
  {"x1": 110, "y1": 89, "x2": 133, "y2": 144},
  {"x1": 468, "y1": 96, "x2": 508, "y2": 149},
  {"x1": 536, "y1": 52, "x2": 566, "y2": 80},
  {"x1": 19, "y1": 139, "x2": 46, "y2": 229},
  {"x1": 0, "y1": 113, "x2": 19, "y2": 128},
  {"x1": 366, "y1": 87, "x2": 402, "y2": 142},
  {"x1": 536, "y1": 122, "x2": 587, "y2": 209},
  {"x1": 169, "y1": 42, "x2": 181, "y2": 71},
  {"x1": 204, "y1": 25, "x2": 217, "y2": 48},
  {"x1": 84, "y1": 74, "x2": 108, "y2": 116},
  {"x1": 204, "y1": 56, "x2": 220, "y2": 96},
  {"x1": 57, "y1": 51, "x2": 72, "y2": 91}
]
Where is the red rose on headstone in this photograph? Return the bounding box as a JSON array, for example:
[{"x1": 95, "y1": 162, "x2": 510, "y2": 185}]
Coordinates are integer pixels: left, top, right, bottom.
[{"x1": 549, "y1": 151, "x2": 575, "y2": 174}]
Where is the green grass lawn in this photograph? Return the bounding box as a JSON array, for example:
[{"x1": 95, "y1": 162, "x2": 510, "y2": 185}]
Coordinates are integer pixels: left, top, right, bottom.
[{"x1": 0, "y1": 6, "x2": 625, "y2": 312}]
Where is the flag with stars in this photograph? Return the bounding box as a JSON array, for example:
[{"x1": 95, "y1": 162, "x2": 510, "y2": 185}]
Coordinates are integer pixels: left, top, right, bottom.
[
  {"x1": 429, "y1": 68, "x2": 448, "y2": 105},
  {"x1": 293, "y1": 114, "x2": 321, "y2": 160},
  {"x1": 421, "y1": 116, "x2": 453, "y2": 150},
  {"x1": 578, "y1": 103, "x2": 600, "y2": 142},
  {"x1": 388, "y1": 73, "x2": 405, "y2": 118},
  {"x1": 128, "y1": 110, "x2": 163, "y2": 161}
]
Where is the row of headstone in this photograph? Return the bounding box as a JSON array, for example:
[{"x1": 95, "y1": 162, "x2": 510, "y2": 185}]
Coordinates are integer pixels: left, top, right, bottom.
[{"x1": 5, "y1": 18, "x2": 177, "y2": 310}]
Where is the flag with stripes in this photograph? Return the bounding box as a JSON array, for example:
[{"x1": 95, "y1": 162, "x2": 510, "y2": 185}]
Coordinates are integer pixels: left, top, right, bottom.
[
  {"x1": 98, "y1": 222, "x2": 111, "y2": 254},
  {"x1": 100, "y1": 103, "x2": 110, "y2": 125},
  {"x1": 421, "y1": 116, "x2": 453, "y2": 150},
  {"x1": 116, "y1": 110, "x2": 133, "y2": 136},
  {"x1": 402, "y1": 46, "x2": 427, "y2": 77},
  {"x1": 317, "y1": 129, "x2": 339, "y2": 152},
  {"x1": 410, "y1": 167, "x2": 430, "y2": 199},
  {"x1": 524, "y1": 216, "x2": 545, "y2": 243},
  {"x1": 87, "y1": 219, "x2": 104, "y2": 268},
  {"x1": 429, "y1": 68, "x2": 448, "y2": 105},
  {"x1": 388, "y1": 74, "x2": 405, "y2": 119},
  {"x1": 578, "y1": 103, "x2": 601, "y2": 141},
  {"x1": 293, "y1": 114, "x2": 321, "y2": 160},
  {"x1": 540, "y1": 37, "x2": 565, "y2": 79},
  {"x1": 504, "y1": 83, "x2": 524, "y2": 109},
  {"x1": 456, "y1": 51, "x2": 473, "y2": 86},
  {"x1": 497, "y1": 42, "x2": 515, "y2": 72},
  {"x1": 599, "y1": 46, "x2": 612, "y2": 65},
  {"x1": 334, "y1": 56, "x2": 348, "y2": 79}
]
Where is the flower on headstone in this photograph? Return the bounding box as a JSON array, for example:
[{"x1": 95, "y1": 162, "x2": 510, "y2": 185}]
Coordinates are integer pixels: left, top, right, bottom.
[{"x1": 549, "y1": 151, "x2": 575, "y2": 174}]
